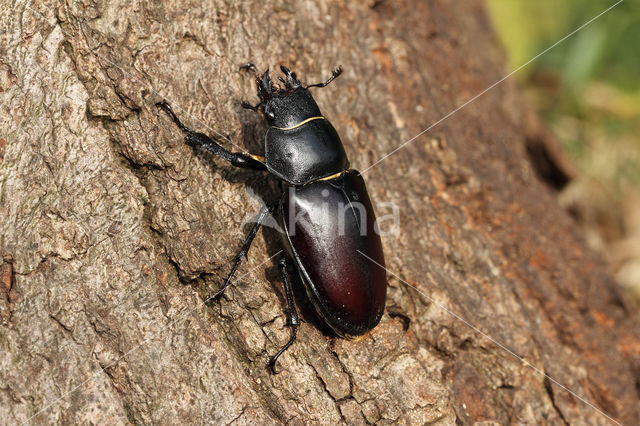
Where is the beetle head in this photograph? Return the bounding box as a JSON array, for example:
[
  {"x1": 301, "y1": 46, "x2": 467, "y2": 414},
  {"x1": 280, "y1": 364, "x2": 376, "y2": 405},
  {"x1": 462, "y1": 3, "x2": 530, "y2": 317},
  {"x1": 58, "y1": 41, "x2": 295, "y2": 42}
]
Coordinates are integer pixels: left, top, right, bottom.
[{"x1": 243, "y1": 65, "x2": 341, "y2": 128}]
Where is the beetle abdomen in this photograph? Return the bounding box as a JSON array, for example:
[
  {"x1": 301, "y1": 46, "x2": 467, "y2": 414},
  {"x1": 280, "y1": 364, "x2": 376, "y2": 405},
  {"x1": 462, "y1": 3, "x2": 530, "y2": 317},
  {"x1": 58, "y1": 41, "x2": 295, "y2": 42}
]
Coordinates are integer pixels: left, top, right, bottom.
[
  {"x1": 265, "y1": 118, "x2": 349, "y2": 185},
  {"x1": 280, "y1": 170, "x2": 387, "y2": 338}
]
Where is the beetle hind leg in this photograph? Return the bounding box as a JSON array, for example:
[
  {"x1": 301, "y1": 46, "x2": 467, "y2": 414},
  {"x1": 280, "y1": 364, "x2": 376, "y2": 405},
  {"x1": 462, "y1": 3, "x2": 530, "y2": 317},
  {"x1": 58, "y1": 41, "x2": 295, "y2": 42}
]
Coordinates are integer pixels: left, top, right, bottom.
[{"x1": 268, "y1": 256, "x2": 300, "y2": 374}]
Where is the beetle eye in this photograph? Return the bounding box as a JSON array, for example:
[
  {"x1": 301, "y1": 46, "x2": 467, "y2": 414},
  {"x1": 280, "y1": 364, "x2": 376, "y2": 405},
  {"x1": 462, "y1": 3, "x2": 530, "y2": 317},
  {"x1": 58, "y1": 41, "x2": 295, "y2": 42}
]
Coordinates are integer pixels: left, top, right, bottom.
[{"x1": 266, "y1": 110, "x2": 275, "y2": 120}]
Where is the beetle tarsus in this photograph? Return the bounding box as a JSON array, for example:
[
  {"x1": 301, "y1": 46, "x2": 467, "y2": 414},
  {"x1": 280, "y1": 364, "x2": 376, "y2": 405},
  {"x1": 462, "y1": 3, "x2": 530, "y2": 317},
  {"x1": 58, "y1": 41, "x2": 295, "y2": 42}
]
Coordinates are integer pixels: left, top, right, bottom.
[
  {"x1": 268, "y1": 326, "x2": 297, "y2": 374},
  {"x1": 268, "y1": 257, "x2": 300, "y2": 374}
]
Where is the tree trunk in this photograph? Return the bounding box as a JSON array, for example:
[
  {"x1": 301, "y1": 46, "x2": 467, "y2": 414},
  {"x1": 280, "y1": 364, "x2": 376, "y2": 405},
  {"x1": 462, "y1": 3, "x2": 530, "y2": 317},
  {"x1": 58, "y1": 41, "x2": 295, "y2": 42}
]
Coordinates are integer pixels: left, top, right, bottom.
[{"x1": 1, "y1": 0, "x2": 639, "y2": 424}]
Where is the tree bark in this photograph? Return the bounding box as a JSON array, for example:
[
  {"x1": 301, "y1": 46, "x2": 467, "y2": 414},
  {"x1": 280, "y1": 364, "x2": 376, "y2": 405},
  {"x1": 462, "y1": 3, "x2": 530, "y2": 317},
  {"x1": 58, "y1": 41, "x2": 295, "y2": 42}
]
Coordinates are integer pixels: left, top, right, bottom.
[{"x1": 1, "y1": 0, "x2": 639, "y2": 424}]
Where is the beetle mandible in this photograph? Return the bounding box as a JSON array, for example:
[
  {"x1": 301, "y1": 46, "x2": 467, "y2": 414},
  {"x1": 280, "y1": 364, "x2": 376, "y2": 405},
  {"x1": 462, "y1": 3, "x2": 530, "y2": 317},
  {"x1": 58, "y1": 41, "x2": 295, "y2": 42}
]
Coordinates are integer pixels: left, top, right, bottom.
[{"x1": 156, "y1": 64, "x2": 387, "y2": 373}]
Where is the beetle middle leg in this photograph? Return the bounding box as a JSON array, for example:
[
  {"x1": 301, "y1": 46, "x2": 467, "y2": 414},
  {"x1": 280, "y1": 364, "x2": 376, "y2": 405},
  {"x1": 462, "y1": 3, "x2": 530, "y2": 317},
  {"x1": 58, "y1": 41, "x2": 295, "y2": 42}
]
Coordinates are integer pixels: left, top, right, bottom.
[
  {"x1": 208, "y1": 204, "x2": 272, "y2": 302},
  {"x1": 156, "y1": 100, "x2": 266, "y2": 170},
  {"x1": 268, "y1": 256, "x2": 300, "y2": 374}
]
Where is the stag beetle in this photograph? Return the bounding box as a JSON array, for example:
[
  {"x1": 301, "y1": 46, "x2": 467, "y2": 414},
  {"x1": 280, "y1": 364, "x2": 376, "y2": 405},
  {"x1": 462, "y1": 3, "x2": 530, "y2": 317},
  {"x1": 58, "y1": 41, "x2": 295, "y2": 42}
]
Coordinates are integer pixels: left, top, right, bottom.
[{"x1": 156, "y1": 64, "x2": 387, "y2": 373}]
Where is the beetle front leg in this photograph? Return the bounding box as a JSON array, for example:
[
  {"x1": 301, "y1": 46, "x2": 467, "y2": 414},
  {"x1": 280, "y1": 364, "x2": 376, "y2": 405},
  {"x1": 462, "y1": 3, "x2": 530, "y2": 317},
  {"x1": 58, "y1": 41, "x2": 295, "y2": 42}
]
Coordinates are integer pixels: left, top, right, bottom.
[
  {"x1": 156, "y1": 100, "x2": 266, "y2": 171},
  {"x1": 268, "y1": 256, "x2": 300, "y2": 374},
  {"x1": 208, "y1": 204, "x2": 272, "y2": 302}
]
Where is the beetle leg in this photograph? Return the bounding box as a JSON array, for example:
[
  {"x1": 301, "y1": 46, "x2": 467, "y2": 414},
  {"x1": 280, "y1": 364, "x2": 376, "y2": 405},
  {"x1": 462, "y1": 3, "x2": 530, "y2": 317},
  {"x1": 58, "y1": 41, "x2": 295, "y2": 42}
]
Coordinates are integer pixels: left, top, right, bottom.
[
  {"x1": 268, "y1": 256, "x2": 300, "y2": 374},
  {"x1": 156, "y1": 100, "x2": 266, "y2": 171},
  {"x1": 208, "y1": 204, "x2": 272, "y2": 302},
  {"x1": 306, "y1": 65, "x2": 343, "y2": 89}
]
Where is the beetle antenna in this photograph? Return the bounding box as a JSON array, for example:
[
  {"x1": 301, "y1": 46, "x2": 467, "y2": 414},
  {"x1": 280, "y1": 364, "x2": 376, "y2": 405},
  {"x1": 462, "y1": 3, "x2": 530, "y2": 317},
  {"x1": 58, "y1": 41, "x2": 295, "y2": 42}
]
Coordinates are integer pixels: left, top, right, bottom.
[
  {"x1": 239, "y1": 62, "x2": 260, "y2": 79},
  {"x1": 306, "y1": 65, "x2": 343, "y2": 89},
  {"x1": 241, "y1": 101, "x2": 262, "y2": 111},
  {"x1": 240, "y1": 63, "x2": 266, "y2": 111}
]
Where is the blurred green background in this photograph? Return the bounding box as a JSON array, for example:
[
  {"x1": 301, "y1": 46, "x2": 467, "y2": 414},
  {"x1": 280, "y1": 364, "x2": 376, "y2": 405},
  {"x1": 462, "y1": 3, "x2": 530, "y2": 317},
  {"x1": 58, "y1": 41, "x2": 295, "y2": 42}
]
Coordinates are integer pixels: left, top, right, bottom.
[{"x1": 486, "y1": 0, "x2": 640, "y2": 305}]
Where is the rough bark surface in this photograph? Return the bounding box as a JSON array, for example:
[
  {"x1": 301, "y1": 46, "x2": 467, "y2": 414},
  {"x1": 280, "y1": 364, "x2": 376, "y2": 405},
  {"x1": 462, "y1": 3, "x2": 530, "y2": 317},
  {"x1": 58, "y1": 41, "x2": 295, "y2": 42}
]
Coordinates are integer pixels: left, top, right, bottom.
[{"x1": 1, "y1": 0, "x2": 639, "y2": 424}]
